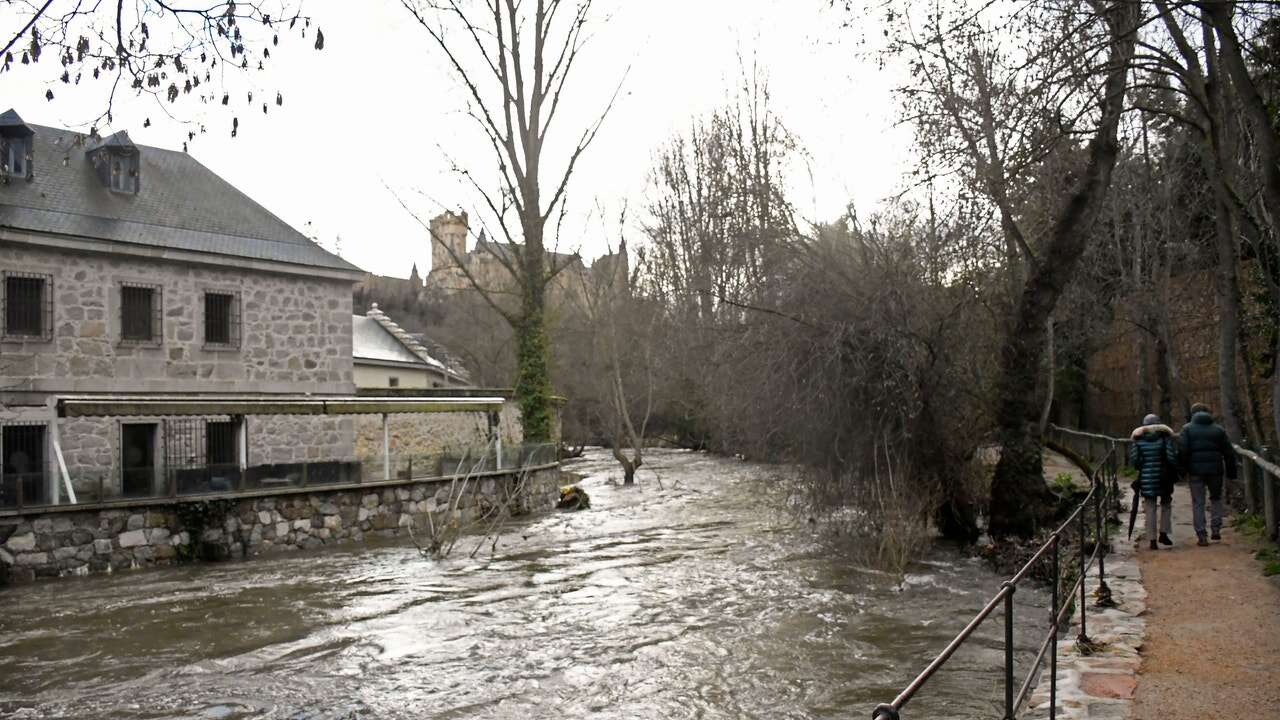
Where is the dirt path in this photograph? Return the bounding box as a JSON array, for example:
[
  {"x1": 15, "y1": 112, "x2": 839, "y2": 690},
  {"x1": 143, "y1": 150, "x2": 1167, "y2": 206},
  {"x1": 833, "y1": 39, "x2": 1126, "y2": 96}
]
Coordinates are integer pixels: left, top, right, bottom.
[{"x1": 1130, "y1": 487, "x2": 1280, "y2": 719}]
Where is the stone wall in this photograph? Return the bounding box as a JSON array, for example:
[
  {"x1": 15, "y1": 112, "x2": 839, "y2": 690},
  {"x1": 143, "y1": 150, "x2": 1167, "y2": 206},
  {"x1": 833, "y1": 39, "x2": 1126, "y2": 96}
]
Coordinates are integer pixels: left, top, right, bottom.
[
  {"x1": 0, "y1": 241, "x2": 354, "y2": 396},
  {"x1": 352, "y1": 402, "x2": 524, "y2": 463},
  {"x1": 250, "y1": 415, "x2": 356, "y2": 465},
  {"x1": 0, "y1": 464, "x2": 560, "y2": 585}
]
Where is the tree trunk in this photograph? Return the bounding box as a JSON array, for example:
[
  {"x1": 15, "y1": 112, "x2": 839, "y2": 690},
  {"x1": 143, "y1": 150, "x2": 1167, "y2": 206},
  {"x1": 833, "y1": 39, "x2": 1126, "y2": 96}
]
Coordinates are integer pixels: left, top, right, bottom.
[
  {"x1": 1039, "y1": 314, "x2": 1056, "y2": 436},
  {"x1": 988, "y1": 2, "x2": 1137, "y2": 538},
  {"x1": 1196, "y1": 16, "x2": 1247, "y2": 441},
  {"x1": 1238, "y1": 312, "x2": 1268, "y2": 446},
  {"x1": 1155, "y1": 328, "x2": 1173, "y2": 421},
  {"x1": 1273, "y1": 335, "x2": 1280, "y2": 453},
  {"x1": 1210, "y1": 193, "x2": 1246, "y2": 441},
  {"x1": 1205, "y1": 2, "x2": 1280, "y2": 447},
  {"x1": 515, "y1": 214, "x2": 555, "y2": 443},
  {"x1": 1138, "y1": 321, "x2": 1154, "y2": 417}
]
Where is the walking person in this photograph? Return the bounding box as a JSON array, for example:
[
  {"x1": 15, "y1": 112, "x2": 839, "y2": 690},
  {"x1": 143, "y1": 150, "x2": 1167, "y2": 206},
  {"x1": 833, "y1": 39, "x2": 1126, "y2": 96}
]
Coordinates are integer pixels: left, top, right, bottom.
[
  {"x1": 1179, "y1": 403, "x2": 1238, "y2": 546},
  {"x1": 1129, "y1": 413, "x2": 1179, "y2": 551}
]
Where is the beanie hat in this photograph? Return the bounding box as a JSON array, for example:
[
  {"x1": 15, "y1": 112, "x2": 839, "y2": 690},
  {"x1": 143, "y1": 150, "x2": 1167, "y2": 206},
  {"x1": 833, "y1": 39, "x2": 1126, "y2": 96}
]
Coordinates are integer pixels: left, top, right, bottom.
[{"x1": 1143, "y1": 413, "x2": 1161, "y2": 426}]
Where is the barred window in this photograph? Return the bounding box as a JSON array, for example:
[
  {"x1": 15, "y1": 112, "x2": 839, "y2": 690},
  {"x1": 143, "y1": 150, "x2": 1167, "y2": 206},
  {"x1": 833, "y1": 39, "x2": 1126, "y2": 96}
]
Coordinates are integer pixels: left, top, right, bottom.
[
  {"x1": 2, "y1": 272, "x2": 52, "y2": 340},
  {"x1": 389, "y1": 376, "x2": 400, "y2": 388},
  {"x1": 1, "y1": 423, "x2": 47, "y2": 508},
  {"x1": 206, "y1": 420, "x2": 238, "y2": 466},
  {"x1": 203, "y1": 292, "x2": 240, "y2": 347},
  {"x1": 120, "y1": 282, "x2": 162, "y2": 344}
]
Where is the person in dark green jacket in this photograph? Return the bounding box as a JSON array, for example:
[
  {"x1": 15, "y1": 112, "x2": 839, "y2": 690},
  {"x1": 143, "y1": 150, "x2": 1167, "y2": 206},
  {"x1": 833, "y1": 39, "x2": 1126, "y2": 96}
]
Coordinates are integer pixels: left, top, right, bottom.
[
  {"x1": 1129, "y1": 414, "x2": 1179, "y2": 550},
  {"x1": 1178, "y1": 403, "x2": 1238, "y2": 546}
]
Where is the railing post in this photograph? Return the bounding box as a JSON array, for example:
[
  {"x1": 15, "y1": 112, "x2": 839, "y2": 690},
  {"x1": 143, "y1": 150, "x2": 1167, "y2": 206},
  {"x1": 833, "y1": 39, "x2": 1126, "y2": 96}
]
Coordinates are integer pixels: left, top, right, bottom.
[
  {"x1": 382, "y1": 412, "x2": 391, "y2": 482},
  {"x1": 1105, "y1": 445, "x2": 1116, "y2": 502},
  {"x1": 1078, "y1": 504, "x2": 1089, "y2": 644},
  {"x1": 1095, "y1": 473, "x2": 1114, "y2": 608},
  {"x1": 1263, "y1": 447, "x2": 1276, "y2": 540},
  {"x1": 1244, "y1": 455, "x2": 1258, "y2": 515},
  {"x1": 1002, "y1": 583, "x2": 1015, "y2": 720},
  {"x1": 1050, "y1": 534, "x2": 1060, "y2": 720}
]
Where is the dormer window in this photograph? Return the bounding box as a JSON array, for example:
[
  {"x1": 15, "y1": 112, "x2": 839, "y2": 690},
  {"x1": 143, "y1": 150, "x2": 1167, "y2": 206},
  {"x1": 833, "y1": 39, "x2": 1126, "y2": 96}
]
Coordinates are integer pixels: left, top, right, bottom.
[
  {"x1": 0, "y1": 108, "x2": 35, "y2": 181},
  {"x1": 86, "y1": 130, "x2": 140, "y2": 194}
]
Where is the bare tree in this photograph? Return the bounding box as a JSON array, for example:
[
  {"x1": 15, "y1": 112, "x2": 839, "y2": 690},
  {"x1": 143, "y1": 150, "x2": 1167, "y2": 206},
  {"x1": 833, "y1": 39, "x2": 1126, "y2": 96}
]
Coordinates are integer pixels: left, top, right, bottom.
[
  {"x1": 568, "y1": 212, "x2": 653, "y2": 485},
  {"x1": 400, "y1": 0, "x2": 623, "y2": 442},
  {"x1": 890, "y1": 1, "x2": 1141, "y2": 536},
  {"x1": 0, "y1": 0, "x2": 319, "y2": 138}
]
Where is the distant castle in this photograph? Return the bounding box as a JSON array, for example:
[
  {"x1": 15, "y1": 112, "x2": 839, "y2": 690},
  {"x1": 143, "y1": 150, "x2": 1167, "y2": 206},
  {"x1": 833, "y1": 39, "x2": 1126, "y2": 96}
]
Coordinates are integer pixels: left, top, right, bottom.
[
  {"x1": 353, "y1": 209, "x2": 630, "y2": 332},
  {"x1": 426, "y1": 210, "x2": 628, "y2": 299}
]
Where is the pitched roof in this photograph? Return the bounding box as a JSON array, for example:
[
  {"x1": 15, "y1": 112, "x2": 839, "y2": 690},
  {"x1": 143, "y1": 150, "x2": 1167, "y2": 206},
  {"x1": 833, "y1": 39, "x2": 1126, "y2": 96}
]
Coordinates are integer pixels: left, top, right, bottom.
[
  {"x1": 355, "y1": 305, "x2": 470, "y2": 384},
  {"x1": 352, "y1": 315, "x2": 428, "y2": 366},
  {"x1": 0, "y1": 115, "x2": 361, "y2": 274}
]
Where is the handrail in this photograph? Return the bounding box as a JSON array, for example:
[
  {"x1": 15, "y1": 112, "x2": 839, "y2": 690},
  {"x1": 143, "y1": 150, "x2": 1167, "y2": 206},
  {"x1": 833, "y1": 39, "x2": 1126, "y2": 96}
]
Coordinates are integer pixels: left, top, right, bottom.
[
  {"x1": 1052, "y1": 420, "x2": 1280, "y2": 545},
  {"x1": 1050, "y1": 423, "x2": 1280, "y2": 478},
  {"x1": 871, "y1": 444, "x2": 1119, "y2": 720}
]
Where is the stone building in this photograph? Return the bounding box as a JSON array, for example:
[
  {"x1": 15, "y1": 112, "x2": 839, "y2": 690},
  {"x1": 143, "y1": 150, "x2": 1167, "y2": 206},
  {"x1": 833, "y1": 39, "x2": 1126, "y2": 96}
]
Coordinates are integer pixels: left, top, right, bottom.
[
  {"x1": 353, "y1": 304, "x2": 469, "y2": 389},
  {"x1": 0, "y1": 109, "x2": 363, "y2": 505}
]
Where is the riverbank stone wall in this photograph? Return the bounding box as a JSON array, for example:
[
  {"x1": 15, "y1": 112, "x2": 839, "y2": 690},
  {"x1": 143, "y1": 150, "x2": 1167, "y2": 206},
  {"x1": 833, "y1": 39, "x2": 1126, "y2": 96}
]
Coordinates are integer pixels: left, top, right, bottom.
[{"x1": 0, "y1": 465, "x2": 560, "y2": 585}]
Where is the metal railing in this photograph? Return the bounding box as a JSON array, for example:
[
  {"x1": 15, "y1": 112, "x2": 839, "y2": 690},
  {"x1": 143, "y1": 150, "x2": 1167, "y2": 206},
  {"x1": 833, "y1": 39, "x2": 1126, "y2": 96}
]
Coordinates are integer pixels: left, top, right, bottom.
[
  {"x1": 0, "y1": 442, "x2": 559, "y2": 512},
  {"x1": 1051, "y1": 423, "x2": 1280, "y2": 541},
  {"x1": 871, "y1": 442, "x2": 1120, "y2": 720}
]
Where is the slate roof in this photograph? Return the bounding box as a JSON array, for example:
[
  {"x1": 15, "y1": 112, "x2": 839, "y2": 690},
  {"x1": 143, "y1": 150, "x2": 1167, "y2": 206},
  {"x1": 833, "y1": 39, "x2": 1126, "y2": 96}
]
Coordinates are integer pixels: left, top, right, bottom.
[{"x1": 0, "y1": 114, "x2": 361, "y2": 274}]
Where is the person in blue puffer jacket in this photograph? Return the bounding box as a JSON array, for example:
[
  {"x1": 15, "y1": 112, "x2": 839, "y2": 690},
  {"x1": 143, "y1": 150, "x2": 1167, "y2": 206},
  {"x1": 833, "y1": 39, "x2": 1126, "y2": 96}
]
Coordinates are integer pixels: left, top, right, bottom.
[{"x1": 1129, "y1": 413, "x2": 1179, "y2": 551}]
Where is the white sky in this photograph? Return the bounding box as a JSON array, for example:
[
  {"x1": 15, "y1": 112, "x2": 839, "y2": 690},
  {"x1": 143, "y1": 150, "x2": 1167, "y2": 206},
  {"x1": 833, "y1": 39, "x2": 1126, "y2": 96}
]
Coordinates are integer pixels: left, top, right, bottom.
[{"x1": 0, "y1": 0, "x2": 911, "y2": 278}]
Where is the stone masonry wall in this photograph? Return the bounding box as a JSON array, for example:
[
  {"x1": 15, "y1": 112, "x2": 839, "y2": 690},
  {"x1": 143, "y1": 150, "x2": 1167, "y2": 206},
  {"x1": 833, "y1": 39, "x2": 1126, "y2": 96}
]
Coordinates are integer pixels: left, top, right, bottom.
[
  {"x1": 0, "y1": 242, "x2": 354, "y2": 395},
  {"x1": 249, "y1": 415, "x2": 356, "y2": 465},
  {"x1": 352, "y1": 401, "x2": 524, "y2": 463},
  {"x1": 0, "y1": 465, "x2": 560, "y2": 585}
]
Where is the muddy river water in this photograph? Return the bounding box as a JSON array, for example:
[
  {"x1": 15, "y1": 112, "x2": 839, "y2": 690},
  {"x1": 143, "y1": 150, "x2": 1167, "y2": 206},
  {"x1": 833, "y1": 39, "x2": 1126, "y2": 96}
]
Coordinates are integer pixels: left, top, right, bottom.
[{"x1": 0, "y1": 450, "x2": 1047, "y2": 719}]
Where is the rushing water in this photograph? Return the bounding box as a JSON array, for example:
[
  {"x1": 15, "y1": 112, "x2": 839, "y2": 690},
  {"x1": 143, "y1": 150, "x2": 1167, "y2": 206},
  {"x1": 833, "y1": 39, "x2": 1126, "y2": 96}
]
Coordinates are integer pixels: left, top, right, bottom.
[{"x1": 0, "y1": 449, "x2": 1048, "y2": 719}]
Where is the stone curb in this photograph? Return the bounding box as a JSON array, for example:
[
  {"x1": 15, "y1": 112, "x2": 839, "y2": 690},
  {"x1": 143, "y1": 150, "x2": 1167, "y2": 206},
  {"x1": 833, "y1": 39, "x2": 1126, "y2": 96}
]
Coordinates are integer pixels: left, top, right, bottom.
[{"x1": 1025, "y1": 486, "x2": 1145, "y2": 720}]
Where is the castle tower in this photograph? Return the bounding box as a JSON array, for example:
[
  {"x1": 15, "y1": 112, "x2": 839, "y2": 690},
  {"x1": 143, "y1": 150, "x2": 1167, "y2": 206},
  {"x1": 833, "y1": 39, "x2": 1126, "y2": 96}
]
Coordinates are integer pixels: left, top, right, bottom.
[{"x1": 429, "y1": 210, "x2": 469, "y2": 274}]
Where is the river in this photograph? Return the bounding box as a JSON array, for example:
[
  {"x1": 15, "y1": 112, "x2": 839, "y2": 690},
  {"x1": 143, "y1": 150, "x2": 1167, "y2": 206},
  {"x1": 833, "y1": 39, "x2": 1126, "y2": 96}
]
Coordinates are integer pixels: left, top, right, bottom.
[{"x1": 0, "y1": 449, "x2": 1048, "y2": 719}]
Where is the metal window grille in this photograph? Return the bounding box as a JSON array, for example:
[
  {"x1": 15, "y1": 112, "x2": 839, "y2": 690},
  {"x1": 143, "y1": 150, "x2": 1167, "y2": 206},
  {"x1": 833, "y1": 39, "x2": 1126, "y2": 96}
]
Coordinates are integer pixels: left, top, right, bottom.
[
  {"x1": 204, "y1": 292, "x2": 240, "y2": 347},
  {"x1": 1, "y1": 271, "x2": 52, "y2": 340},
  {"x1": 164, "y1": 417, "x2": 241, "y2": 495},
  {"x1": 120, "y1": 282, "x2": 162, "y2": 344},
  {"x1": 1, "y1": 423, "x2": 47, "y2": 509}
]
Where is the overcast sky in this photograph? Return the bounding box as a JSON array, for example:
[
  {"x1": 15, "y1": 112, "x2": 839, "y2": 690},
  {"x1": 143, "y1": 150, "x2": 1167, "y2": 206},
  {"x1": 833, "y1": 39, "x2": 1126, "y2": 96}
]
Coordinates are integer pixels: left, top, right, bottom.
[{"x1": 0, "y1": 0, "x2": 910, "y2": 278}]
